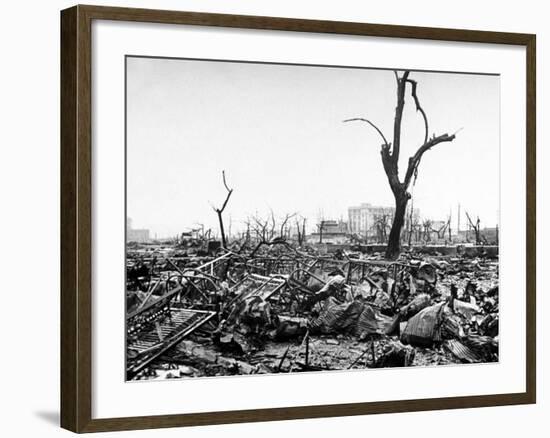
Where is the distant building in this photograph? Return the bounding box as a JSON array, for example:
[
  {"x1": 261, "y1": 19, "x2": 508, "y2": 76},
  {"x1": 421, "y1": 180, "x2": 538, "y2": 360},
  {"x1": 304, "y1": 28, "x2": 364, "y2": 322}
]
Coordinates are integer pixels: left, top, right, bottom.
[
  {"x1": 310, "y1": 219, "x2": 349, "y2": 244},
  {"x1": 126, "y1": 217, "x2": 150, "y2": 243},
  {"x1": 348, "y1": 203, "x2": 395, "y2": 241},
  {"x1": 348, "y1": 202, "x2": 422, "y2": 243}
]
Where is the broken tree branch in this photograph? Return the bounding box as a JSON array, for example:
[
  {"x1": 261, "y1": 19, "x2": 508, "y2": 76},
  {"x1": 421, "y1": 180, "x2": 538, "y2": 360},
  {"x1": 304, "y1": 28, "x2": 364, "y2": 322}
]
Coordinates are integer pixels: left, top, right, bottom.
[
  {"x1": 393, "y1": 70, "x2": 400, "y2": 85},
  {"x1": 405, "y1": 78, "x2": 429, "y2": 145},
  {"x1": 218, "y1": 170, "x2": 233, "y2": 214},
  {"x1": 279, "y1": 212, "x2": 297, "y2": 239},
  {"x1": 403, "y1": 133, "x2": 456, "y2": 188},
  {"x1": 222, "y1": 170, "x2": 231, "y2": 193},
  {"x1": 343, "y1": 118, "x2": 389, "y2": 146},
  {"x1": 391, "y1": 70, "x2": 410, "y2": 165},
  {"x1": 213, "y1": 170, "x2": 234, "y2": 248}
]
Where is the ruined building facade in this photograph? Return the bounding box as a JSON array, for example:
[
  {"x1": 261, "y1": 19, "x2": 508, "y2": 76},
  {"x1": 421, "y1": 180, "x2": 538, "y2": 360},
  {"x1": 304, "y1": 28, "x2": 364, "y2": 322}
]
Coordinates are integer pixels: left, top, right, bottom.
[{"x1": 310, "y1": 219, "x2": 349, "y2": 244}]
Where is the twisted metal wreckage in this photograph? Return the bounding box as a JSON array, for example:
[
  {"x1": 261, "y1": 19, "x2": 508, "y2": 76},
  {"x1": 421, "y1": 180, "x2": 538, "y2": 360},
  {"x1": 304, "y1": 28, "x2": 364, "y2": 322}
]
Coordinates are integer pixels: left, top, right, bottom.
[{"x1": 126, "y1": 245, "x2": 499, "y2": 380}]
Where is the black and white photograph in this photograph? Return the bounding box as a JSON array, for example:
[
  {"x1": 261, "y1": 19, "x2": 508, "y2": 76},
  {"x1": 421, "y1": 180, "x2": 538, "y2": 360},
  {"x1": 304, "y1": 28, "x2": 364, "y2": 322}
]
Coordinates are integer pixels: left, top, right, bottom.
[
  {"x1": 125, "y1": 56, "x2": 500, "y2": 381},
  {"x1": 1, "y1": 0, "x2": 543, "y2": 435}
]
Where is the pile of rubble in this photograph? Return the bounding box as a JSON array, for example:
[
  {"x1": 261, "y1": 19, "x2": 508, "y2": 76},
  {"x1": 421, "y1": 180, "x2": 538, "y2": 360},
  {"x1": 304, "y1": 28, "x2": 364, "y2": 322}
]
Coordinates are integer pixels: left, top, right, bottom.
[{"x1": 126, "y1": 244, "x2": 498, "y2": 380}]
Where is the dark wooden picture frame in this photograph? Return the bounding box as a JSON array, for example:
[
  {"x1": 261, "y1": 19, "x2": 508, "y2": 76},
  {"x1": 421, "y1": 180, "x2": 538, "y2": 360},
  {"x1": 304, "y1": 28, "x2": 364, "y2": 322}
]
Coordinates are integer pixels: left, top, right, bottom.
[{"x1": 61, "y1": 4, "x2": 536, "y2": 433}]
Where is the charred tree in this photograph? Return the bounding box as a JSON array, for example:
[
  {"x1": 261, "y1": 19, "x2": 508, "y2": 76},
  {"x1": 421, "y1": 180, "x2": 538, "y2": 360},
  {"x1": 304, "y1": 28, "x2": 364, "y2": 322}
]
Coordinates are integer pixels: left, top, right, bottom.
[
  {"x1": 279, "y1": 212, "x2": 296, "y2": 240},
  {"x1": 345, "y1": 71, "x2": 457, "y2": 259},
  {"x1": 248, "y1": 211, "x2": 296, "y2": 257},
  {"x1": 212, "y1": 170, "x2": 233, "y2": 249},
  {"x1": 295, "y1": 216, "x2": 307, "y2": 246},
  {"x1": 465, "y1": 211, "x2": 482, "y2": 245},
  {"x1": 318, "y1": 220, "x2": 326, "y2": 244},
  {"x1": 422, "y1": 219, "x2": 433, "y2": 243}
]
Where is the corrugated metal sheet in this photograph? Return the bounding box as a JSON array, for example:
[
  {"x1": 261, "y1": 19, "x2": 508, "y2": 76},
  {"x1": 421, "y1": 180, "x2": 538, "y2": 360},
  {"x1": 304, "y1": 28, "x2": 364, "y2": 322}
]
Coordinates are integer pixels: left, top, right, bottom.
[
  {"x1": 310, "y1": 297, "x2": 392, "y2": 337},
  {"x1": 400, "y1": 302, "x2": 445, "y2": 347},
  {"x1": 444, "y1": 339, "x2": 481, "y2": 363}
]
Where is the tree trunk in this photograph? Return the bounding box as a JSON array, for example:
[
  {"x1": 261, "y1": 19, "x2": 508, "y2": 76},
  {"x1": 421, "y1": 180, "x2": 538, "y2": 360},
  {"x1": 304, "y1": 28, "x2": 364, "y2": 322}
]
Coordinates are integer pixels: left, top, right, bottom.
[
  {"x1": 217, "y1": 211, "x2": 227, "y2": 248},
  {"x1": 385, "y1": 192, "x2": 408, "y2": 260},
  {"x1": 345, "y1": 71, "x2": 457, "y2": 260},
  {"x1": 212, "y1": 170, "x2": 233, "y2": 250}
]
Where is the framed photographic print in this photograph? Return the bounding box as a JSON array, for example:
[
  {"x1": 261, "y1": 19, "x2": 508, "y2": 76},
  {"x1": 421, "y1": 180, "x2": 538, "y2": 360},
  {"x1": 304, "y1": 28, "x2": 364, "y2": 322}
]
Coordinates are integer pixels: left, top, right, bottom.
[{"x1": 60, "y1": 4, "x2": 536, "y2": 433}]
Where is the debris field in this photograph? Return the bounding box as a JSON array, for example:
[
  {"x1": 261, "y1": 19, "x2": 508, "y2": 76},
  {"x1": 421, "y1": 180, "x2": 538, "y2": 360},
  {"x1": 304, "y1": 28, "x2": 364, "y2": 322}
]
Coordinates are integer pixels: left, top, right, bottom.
[{"x1": 126, "y1": 243, "x2": 498, "y2": 381}]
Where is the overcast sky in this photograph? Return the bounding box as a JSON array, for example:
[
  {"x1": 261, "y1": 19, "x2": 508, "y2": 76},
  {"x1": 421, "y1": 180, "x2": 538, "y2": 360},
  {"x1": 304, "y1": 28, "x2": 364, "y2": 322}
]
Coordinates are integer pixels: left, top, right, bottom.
[{"x1": 126, "y1": 56, "x2": 499, "y2": 238}]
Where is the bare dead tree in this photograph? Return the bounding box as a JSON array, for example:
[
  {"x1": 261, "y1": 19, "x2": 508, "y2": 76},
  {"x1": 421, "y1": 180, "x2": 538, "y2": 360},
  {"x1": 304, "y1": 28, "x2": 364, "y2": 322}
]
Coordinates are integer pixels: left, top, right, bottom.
[
  {"x1": 248, "y1": 211, "x2": 296, "y2": 257},
  {"x1": 435, "y1": 217, "x2": 451, "y2": 241},
  {"x1": 428, "y1": 219, "x2": 450, "y2": 242},
  {"x1": 295, "y1": 218, "x2": 303, "y2": 246},
  {"x1": 269, "y1": 210, "x2": 277, "y2": 239},
  {"x1": 414, "y1": 222, "x2": 422, "y2": 243},
  {"x1": 318, "y1": 220, "x2": 327, "y2": 244},
  {"x1": 279, "y1": 212, "x2": 297, "y2": 240},
  {"x1": 295, "y1": 216, "x2": 307, "y2": 246},
  {"x1": 232, "y1": 219, "x2": 250, "y2": 254},
  {"x1": 250, "y1": 214, "x2": 274, "y2": 244},
  {"x1": 422, "y1": 219, "x2": 433, "y2": 243},
  {"x1": 243, "y1": 219, "x2": 251, "y2": 246},
  {"x1": 374, "y1": 214, "x2": 391, "y2": 243},
  {"x1": 211, "y1": 170, "x2": 233, "y2": 249},
  {"x1": 465, "y1": 211, "x2": 482, "y2": 245},
  {"x1": 345, "y1": 70, "x2": 458, "y2": 259}
]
